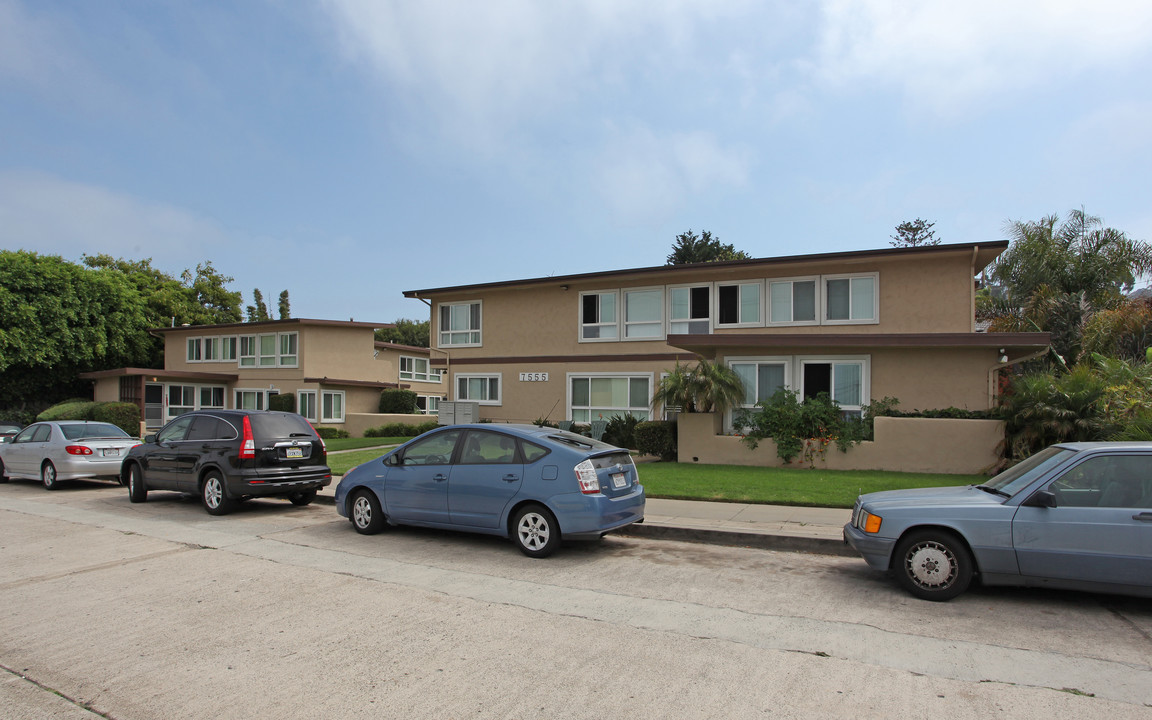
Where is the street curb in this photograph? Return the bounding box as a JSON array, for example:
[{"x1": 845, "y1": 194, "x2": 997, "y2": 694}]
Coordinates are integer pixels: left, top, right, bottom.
[{"x1": 617, "y1": 523, "x2": 856, "y2": 557}]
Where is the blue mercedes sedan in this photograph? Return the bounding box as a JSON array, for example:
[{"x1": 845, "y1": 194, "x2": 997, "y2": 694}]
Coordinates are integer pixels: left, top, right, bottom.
[
  {"x1": 334, "y1": 424, "x2": 645, "y2": 557},
  {"x1": 844, "y1": 442, "x2": 1152, "y2": 601}
]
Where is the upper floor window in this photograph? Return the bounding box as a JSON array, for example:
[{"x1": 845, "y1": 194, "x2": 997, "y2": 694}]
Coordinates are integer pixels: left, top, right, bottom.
[
  {"x1": 400, "y1": 356, "x2": 441, "y2": 382},
  {"x1": 221, "y1": 336, "x2": 237, "y2": 361},
  {"x1": 279, "y1": 332, "x2": 298, "y2": 366},
  {"x1": 769, "y1": 278, "x2": 818, "y2": 325},
  {"x1": 186, "y1": 338, "x2": 202, "y2": 362},
  {"x1": 202, "y1": 337, "x2": 219, "y2": 361},
  {"x1": 439, "y1": 302, "x2": 481, "y2": 347},
  {"x1": 623, "y1": 288, "x2": 662, "y2": 339},
  {"x1": 716, "y1": 282, "x2": 762, "y2": 326},
  {"x1": 258, "y1": 334, "x2": 278, "y2": 366},
  {"x1": 824, "y1": 274, "x2": 877, "y2": 324},
  {"x1": 239, "y1": 335, "x2": 257, "y2": 367},
  {"x1": 669, "y1": 285, "x2": 711, "y2": 334},
  {"x1": 580, "y1": 292, "x2": 618, "y2": 341}
]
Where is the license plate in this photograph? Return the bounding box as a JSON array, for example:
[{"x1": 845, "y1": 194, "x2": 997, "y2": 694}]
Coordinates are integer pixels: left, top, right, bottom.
[
  {"x1": 286, "y1": 447, "x2": 303, "y2": 459},
  {"x1": 101, "y1": 448, "x2": 119, "y2": 457},
  {"x1": 611, "y1": 472, "x2": 627, "y2": 489}
]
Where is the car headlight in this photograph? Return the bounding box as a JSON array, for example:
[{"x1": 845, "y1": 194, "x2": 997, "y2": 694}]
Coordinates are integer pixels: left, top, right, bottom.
[{"x1": 858, "y1": 509, "x2": 882, "y2": 534}]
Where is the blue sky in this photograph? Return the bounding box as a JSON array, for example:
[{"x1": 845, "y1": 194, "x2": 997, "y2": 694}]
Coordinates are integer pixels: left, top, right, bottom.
[{"x1": 3, "y1": 0, "x2": 1151, "y2": 323}]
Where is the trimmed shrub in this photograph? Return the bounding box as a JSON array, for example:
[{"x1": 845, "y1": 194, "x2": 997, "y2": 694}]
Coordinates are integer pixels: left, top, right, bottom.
[
  {"x1": 269, "y1": 393, "x2": 295, "y2": 413},
  {"x1": 379, "y1": 389, "x2": 418, "y2": 414},
  {"x1": 90, "y1": 402, "x2": 142, "y2": 437},
  {"x1": 315, "y1": 427, "x2": 350, "y2": 439},
  {"x1": 635, "y1": 420, "x2": 676, "y2": 461},
  {"x1": 603, "y1": 413, "x2": 641, "y2": 449},
  {"x1": 365, "y1": 420, "x2": 439, "y2": 438},
  {"x1": 37, "y1": 400, "x2": 99, "y2": 422}
]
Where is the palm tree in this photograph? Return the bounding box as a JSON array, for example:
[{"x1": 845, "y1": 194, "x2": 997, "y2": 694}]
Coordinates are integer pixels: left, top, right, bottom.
[{"x1": 651, "y1": 359, "x2": 746, "y2": 415}]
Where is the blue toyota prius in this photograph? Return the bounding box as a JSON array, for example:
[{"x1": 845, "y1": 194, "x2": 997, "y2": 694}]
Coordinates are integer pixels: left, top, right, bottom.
[{"x1": 334, "y1": 424, "x2": 645, "y2": 557}]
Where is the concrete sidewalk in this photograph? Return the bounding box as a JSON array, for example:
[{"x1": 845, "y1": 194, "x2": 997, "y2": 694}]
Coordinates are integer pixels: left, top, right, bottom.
[{"x1": 316, "y1": 474, "x2": 853, "y2": 556}]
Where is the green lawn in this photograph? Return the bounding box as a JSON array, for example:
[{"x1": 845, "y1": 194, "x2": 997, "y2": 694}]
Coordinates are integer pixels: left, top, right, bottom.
[
  {"x1": 634, "y1": 462, "x2": 983, "y2": 508},
  {"x1": 327, "y1": 447, "x2": 396, "y2": 475}
]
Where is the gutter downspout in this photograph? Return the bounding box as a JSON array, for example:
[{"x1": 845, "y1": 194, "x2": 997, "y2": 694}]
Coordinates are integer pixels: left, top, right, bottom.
[{"x1": 971, "y1": 246, "x2": 979, "y2": 333}]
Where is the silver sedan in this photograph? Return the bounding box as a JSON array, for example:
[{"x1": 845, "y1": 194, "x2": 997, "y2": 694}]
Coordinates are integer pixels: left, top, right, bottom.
[{"x1": 0, "y1": 421, "x2": 139, "y2": 490}]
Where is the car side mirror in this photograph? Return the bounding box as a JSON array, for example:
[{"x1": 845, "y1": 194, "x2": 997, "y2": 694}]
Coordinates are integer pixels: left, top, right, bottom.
[
  {"x1": 144, "y1": 434, "x2": 158, "y2": 444},
  {"x1": 384, "y1": 454, "x2": 400, "y2": 467},
  {"x1": 1023, "y1": 490, "x2": 1057, "y2": 508}
]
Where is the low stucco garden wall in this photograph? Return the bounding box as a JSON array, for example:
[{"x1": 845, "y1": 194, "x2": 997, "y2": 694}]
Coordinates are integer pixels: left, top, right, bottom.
[
  {"x1": 677, "y1": 414, "x2": 1005, "y2": 475},
  {"x1": 329, "y1": 413, "x2": 436, "y2": 438}
]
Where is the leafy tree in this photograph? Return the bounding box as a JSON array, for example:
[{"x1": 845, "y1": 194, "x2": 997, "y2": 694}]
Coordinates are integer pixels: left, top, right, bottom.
[
  {"x1": 375, "y1": 319, "x2": 430, "y2": 347},
  {"x1": 0, "y1": 251, "x2": 153, "y2": 407},
  {"x1": 247, "y1": 289, "x2": 271, "y2": 322},
  {"x1": 82, "y1": 256, "x2": 241, "y2": 328},
  {"x1": 890, "y1": 218, "x2": 940, "y2": 247},
  {"x1": 985, "y1": 208, "x2": 1152, "y2": 364},
  {"x1": 278, "y1": 290, "x2": 291, "y2": 320},
  {"x1": 666, "y1": 229, "x2": 750, "y2": 265},
  {"x1": 1080, "y1": 298, "x2": 1152, "y2": 362},
  {"x1": 182, "y1": 262, "x2": 242, "y2": 325},
  {"x1": 650, "y1": 358, "x2": 745, "y2": 414}
]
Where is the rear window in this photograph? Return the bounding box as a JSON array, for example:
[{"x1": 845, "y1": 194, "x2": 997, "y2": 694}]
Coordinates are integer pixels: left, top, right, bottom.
[
  {"x1": 247, "y1": 413, "x2": 318, "y2": 440},
  {"x1": 60, "y1": 423, "x2": 130, "y2": 440}
]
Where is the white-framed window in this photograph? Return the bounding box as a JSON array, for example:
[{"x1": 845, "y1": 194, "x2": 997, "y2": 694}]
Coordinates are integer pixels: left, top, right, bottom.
[
  {"x1": 580, "y1": 291, "x2": 618, "y2": 341},
  {"x1": 415, "y1": 395, "x2": 441, "y2": 414},
  {"x1": 234, "y1": 389, "x2": 266, "y2": 411},
  {"x1": 258, "y1": 334, "x2": 278, "y2": 366},
  {"x1": 239, "y1": 335, "x2": 257, "y2": 367},
  {"x1": 279, "y1": 332, "x2": 298, "y2": 366},
  {"x1": 221, "y1": 336, "x2": 237, "y2": 362},
  {"x1": 400, "y1": 356, "x2": 441, "y2": 383},
  {"x1": 298, "y1": 390, "x2": 317, "y2": 421},
  {"x1": 321, "y1": 390, "x2": 345, "y2": 423},
  {"x1": 823, "y1": 273, "x2": 878, "y2": 324},
  {"x1": 716, "y1": 282, "x2": 762, "y2": 326},
  {"x1": 456, "y1": 374, "x2": 501, "y2": 405},
  {"x1": 186, "y1": 338, "x2": 202, "y2": 363},
  {"x1": 199, "y1": 386, "x2": 225, "y2": 409},
  {"x1": 439, "y1": 301, "x2": 482, "y2": 347},
  {"x1": 799, "y1": 356, "x2": 869, "y2": 418},
  {"x1": 568, "y1": 373, "x2": 652, "y2": 423},
  {"x1": 200, "y1": 337, "x2": 217, "y2": 362},
  {"x1": 167, "y1": 385, "x2": 195, "y2": 417},
  {"x1": 669, "y1": 285, "x2": 712, "y2": 334},
  {"x1": 768, "y1": 277, "x2": 819, "y2": 325},
  {"x1": 623, "y1": 288, "x2": 663, "y2": 339},
  {"x1": 729, "y1": 357, "x2": 792, "y2": 409}
]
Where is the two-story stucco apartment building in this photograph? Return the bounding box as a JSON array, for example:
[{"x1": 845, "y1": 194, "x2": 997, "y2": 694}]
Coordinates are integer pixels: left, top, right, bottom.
[
  {"x1": 82, "y1": 319, "x2": 445, "y2": 434},
  {"x1": 405, "y1": 241, "x2": 1050, "y2": 472}
]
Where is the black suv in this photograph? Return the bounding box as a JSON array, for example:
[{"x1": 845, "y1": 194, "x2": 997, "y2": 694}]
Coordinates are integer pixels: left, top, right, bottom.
[{"x1": 122, "y1": 410, "x2": 331, "y2": 515}]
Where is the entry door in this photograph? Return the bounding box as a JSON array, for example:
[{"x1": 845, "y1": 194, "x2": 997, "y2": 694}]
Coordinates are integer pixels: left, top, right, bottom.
[{"x1": 144, "y1": 384, "x2": 164, "y2": 429}]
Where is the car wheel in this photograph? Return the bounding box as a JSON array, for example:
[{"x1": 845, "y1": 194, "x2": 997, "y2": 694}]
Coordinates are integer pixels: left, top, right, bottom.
[
  {"x1": 893, "y1": 530, "x2": 973, "y2": 601},
  {"x1": 512, "y1": 504, "x2": 560, "y2": 558},
  {"x1": 127, "y1": 464, "x2": 148, "y2": 503},
  {"x1": 0, "y1": 458, "x2": 8, "y2": 483},
  {"x1": 288, "y1": 489, "x2": 317, "y2": 506},
  {"x1": 41, "y1": 461, "x2": 59, "y2": 490},
  {"x1": 350, "y1": 489, "x2": 386, "y2": 534},
  {"x1": 200, "y1": 471, "x2": 234, "y2": 516}
]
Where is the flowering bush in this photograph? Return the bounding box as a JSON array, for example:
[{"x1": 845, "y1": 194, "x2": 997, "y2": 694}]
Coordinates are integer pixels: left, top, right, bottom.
[{"x1": 735, "y1": 389, "x2": 865, "y2": 466}]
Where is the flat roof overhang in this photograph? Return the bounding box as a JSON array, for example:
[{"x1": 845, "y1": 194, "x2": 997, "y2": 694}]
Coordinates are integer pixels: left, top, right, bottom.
[
  {"x1": 78, "y1": 367, "x2": 240, "y2": 382},
  {"x1": 303, "y1": 377, "x2": 400, "y2": 389},
  {"x1": 667, "y1": 332, "x2": 1052, "y2": 358}
]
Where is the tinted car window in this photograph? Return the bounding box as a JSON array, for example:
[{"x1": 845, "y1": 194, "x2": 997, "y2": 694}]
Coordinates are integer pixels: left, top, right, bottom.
[
  {"x1": 31, "y1": 425, "x2": 51, "y2": 442},
  {"x1": 458, "y1": 431, "x2": 518, "y2": 465},
  {"x1": 186, "y1": 416, "x2": 224, "y2": 441},
  {"x1": 157, "y1": 415, "x2": 195, "y2": 443},
  {"x1": 401, "y1": 430, "x2": 461, "y2": 465},
  {"x1": 520, "y1": 440, "x2": 549, "y2": 463},
  {"x1": 59, "y1": 423, "x2": 129, "y2": 440},
  {"x1": 248, "y1": 413, "x2": 317, "y2": 439},
  {"x1": 12, "y1": 426, "x2": 40, "y2": 443},
  {"x1": 1051, "y1": 454, "x2": 1152, "y2": 508}
]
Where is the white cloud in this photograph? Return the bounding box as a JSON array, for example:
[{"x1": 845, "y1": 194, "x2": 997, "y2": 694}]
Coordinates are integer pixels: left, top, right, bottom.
[
  {"x1": 0, "y1": 171, "x2": 233, "y2": 268},
  {"x1": 812, "y1": 0, "x2": 1152, "y2": 112}
]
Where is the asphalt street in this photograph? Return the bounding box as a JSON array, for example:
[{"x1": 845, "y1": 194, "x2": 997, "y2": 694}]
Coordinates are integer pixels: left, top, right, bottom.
[{"x1": 1, "y1": 479, "x2": 1150, "y2": 719}]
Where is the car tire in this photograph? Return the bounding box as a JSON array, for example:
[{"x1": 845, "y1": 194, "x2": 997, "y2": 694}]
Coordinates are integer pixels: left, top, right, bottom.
[
  {"x1": 127, "y1": 464, "x2": 148, "y2": 503},
  {"x1": 350, "y1": 489, "x2": 386, "y2": 535},
  {"x1": 288, "y1": 489, "x2": 317, "y2": 506},
  {"x1": 512, "y1": 504, "x2": 560, "y2": 558},
  {"x1": 0, "y1": 458, "x2": 8, "y2": 483},
  {"x1": 893, "y1": 530, "x2": 974, "y2": 601},
  {"x1": 200, "y1": 471, "x2": 234, "y2": 516},
  {"x1": 42, "y1": 461, "x2": 59, "y2": 490}
]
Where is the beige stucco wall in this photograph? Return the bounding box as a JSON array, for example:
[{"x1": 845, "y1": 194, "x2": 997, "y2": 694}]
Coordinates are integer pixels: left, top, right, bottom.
[
  {"x1": 677, "y1": 413, "x2": 1004, "y2": 474},
  {"x1": 338, "y1": 413, "x2": 437, "y2": 438}
]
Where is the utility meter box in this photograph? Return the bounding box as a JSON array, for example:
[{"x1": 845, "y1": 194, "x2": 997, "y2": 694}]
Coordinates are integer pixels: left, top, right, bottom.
[{"x1": 437, "y1": 401, "x2": 479, "y2": 425}]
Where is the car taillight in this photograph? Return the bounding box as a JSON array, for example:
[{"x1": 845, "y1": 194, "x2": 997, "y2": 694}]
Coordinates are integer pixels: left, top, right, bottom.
[
  {"x1": 574, "y1": 459, "x2": 600, "y2": 494},
  {"x1": 306, "y1": 420, "x2": 326, "y2": 451},
  {"x1": 239, "y1": 416, "x2": 255, "y2": 459},
  {"x1": 65, "y1": 445, "x2": 93, "y2": 456}
]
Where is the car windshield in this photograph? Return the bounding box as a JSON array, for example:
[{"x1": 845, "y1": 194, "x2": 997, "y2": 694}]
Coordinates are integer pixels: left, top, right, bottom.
[
  {"x1": 59, "y1": 423, "x2": 130, "y2": 440},
  {"x1": 983, "y1": 445, "x2": 1074, "y2": 497}
]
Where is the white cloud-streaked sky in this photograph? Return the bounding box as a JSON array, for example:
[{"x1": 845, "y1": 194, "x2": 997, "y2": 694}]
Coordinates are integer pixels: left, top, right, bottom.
[{"x1": 3, "y1": 0, "x2": 1151, "y2": 322}]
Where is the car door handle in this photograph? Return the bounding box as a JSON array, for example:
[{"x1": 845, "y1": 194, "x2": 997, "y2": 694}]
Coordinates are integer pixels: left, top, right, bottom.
[
  {"x1": 434, "y1": 474, "x2": 447, "y2": 482},
  {"x1": 502, "y1": 474, "x2": 519, "y2": 482},
  {"x1": 1134, "y1": 512, "x2": 1152, "y2": 522}
]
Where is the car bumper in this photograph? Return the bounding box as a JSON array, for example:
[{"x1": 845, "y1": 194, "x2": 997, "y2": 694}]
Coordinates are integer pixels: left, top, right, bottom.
[
  {"x1": 235, "y1": 469, "x2": 332, "y2": 497},
  {"x1": 843, "y1": 523, "x2": 896, "y2": 571},
  {"x1": 54, "y1": 455, "x2": 126, "y2": 480},
  {"x1": 548, "y1": 486, "x2": 646, "y2": 540}
]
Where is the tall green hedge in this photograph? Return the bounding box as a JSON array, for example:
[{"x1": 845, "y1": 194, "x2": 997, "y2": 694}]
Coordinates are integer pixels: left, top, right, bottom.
[
  {"x1": 379, "y1": 389, "x2": 418, "y2": 414},
  {"x1": 36, "y1": 400, "x2": 141, "y2": 437},
  {"x1": 269, "y1": 393, "x2": 295, "y2": 412},
  {"x1": 634, "y1": 420, "x2": 676, "y2": 461}
]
